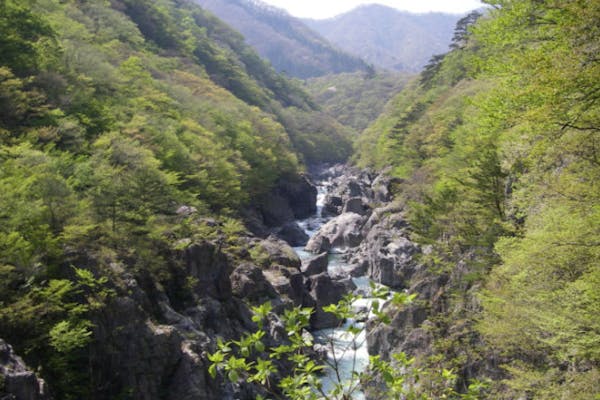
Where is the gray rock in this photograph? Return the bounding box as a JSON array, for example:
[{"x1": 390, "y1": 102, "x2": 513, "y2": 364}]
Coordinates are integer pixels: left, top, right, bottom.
[
  {"x1": 230, "y1": 263, "x2": 277, "y2": 302},
  {"x1": 302, "y1": 252, "x2": 329, "y2": 276},
  {"x1": 307, "y1": 213, "x2": 366, "y2": 251},
  {"x1": 185, "y1": 242, "x2": 232, "y2": 300},
  {"x1": 308, "y1": 273, "x2": 346, "y2": 329},
  {"x1": 304, "y1": 235, "x2": 331, "y2": 254},
  {"x1": 342, "y1": 197, "x2": 369, "y2": 215},
  {"x1": 0, "y1": 339, "x2": 47, "y2": 400},
  {"x1": 255, "y1": 236, "x2": 301, "y2": 270},
  {"x1": 274, "y1": 222, "x2": 309, "y2": 247}
]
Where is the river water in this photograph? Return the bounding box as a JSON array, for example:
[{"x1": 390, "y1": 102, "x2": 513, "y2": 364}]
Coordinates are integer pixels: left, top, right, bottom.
[{"x1": 292, "y1": 180, "x2": 377, "y2": 399}]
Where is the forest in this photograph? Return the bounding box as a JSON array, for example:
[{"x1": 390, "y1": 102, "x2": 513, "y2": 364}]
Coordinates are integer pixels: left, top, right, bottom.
[{"x1": 0, "y1": 0, "x2": 599, "y2": 399}]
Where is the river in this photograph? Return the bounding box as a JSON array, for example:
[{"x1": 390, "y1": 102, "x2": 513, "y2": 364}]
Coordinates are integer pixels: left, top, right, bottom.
[{"x1": 292, "y1": 177, "x2": 381, "y2": 399}]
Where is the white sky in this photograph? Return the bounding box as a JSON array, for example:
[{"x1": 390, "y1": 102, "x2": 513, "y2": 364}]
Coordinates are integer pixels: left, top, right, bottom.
[{"x1": 260, "y1": 0, "x2": 483, "y2": 19}]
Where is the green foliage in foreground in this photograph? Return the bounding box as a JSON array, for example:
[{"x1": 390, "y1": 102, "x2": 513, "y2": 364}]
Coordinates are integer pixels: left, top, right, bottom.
[
  {"x1": 355, "y1": 0, "x2": 599, "y2": 398},
  {"x1": 209, "y1": 284, "x2": 486, "y2": 399}
]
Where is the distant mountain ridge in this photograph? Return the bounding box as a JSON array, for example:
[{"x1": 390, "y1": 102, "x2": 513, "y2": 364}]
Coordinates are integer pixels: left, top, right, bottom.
[
  {"x1": 304, "y1": 4, "x2": 462, "y2": 72},
  {"x1": 194, "y1": 0, "x2": 370, "y2": 78}
]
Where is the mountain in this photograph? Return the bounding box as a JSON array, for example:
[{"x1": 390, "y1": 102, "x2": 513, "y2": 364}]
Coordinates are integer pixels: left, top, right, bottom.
[
  {"x1": 194, "y1": 0, "x2": 371, "y2": 78},
  {"x1": 0, "y1": 0, "x2": 354, "y2": 397},
  {"x1": 355, "y1": 2, "x2": 600, "y2": 398},
  {"x1": 304, "y1": 4, "x2": 461, "y2": 72}
]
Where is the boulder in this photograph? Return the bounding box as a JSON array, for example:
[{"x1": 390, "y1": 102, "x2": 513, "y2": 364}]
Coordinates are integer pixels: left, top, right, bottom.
[
  {"x1": 306, "y1": 213, "x2": 366, "y2": 251},
  {"x1": 342, "y1": 197, "x2": 369, "y2": 215},
  {"x1": 0, "y1": 339, "x2": 47, "y2": 400},
  {"x1": 322, "y1": 194, "x2": 343, "y2": 216},
  {"x1": 308, "y1": 273, "x2": 346, "y2": 329},
  {"x1": 260, "y1": 193, "x2": 295, "y2": 227},
  {"x1": 367, "y1": 236, "x2": 420, "y2": 289},
  {"x1": 274, "y1": 222, "x2": 309, "y2": 247},
  {"x1": 301, "y1": 252, "x2": 329, "y2": 276},
  {"x1": 278, "y1": 175, "x2": 318, "y2": 219},
  {"x1": 230, "y1": 263, "x2": 277, "y2": 302},
  {"x1": 255, "y1": 236, "x2": 301, "y2": 270},
  {"x1": 304, "y1": 235, "x2": 331, "y2": 254}
]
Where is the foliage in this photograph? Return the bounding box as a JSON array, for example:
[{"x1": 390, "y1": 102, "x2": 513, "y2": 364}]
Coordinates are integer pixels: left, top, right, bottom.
[
  {"x1": 305, "y1": 71, "x2": 411, "y2": 133},
  {"x1": 0, "y1": 0, "x2": 352, "y2": 397},
  {"x1": 355, "y1": 0, "x2": 600, "y2": 398},
  {"x1": 209, "y1": 284, "x2": 485, "y2": 399}
]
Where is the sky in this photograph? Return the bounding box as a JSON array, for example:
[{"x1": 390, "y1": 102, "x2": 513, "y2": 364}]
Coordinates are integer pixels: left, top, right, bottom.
[{"x1": 259, "y1": 0, "x2": 483, "y2": 19}]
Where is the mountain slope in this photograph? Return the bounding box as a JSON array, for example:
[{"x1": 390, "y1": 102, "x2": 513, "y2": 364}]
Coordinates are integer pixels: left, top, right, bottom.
[
  {"x1": 356, "y1": 1, "x2": 600, "y2": 398},
  {"x1": 0, "y1": 0, "x2": 353, "y2": 397},
  {"x1": 304, "y1": 4, "x2": 461, "y2": 72},
  {"x1": 194, "y1": 0, "x2": 370, "y2": 78}
]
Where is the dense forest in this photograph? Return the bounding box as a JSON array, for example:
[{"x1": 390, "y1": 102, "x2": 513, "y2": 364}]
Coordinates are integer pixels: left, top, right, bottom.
[
  {"x1": 0, "y1": 0, "x2": 599, "y2": 399},
  {"x1": 356, "y1": 1, "x2": 599, "y2": 398}
]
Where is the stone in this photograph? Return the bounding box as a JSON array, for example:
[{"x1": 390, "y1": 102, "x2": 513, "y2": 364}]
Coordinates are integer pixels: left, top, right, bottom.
[
  {"x1": 274, "y1": 222, "x2": 309, "y2": 247},
  {"x1": 230, "y1": 263, "x2": 277, "y2": 302},
  {"x1": 184, "y1": 242, "x2": 232, "y2": 300},
  {"x1": 0, "y1": 339, "x2": 47, "y2": 400},
  {"x1": 305, "y1": 235, "x2": 331, "y2": 254},
  {"x1": 308, "y1": 273, "x2": 346, "y2": 329},
  {"x1": 302, "y1": 252, "x2": 329, "y2": 276},
  {"x1": 342, "y1": 197, "x2": 368, "y2": 215},
  {"x1": 255, "y1": 236, "x2": 302, "y2": 269}
]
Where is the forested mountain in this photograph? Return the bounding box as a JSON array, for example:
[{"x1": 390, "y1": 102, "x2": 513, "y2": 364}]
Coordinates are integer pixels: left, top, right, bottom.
[
  {"x1": 194, "y1": 0, "x2": 370, "y2": 78},
  {"x1": 1, "y1": 0, "x2": 599, "y2": 399},
  {"x1": 305, "y1": 71, "x2": 411, "y2": 132},
  {"x1": 0, "y1": 0, "x2": 352, "y2": 397},
  {"x1": 304, "y1": 5, "x2": 461, "y2": 72},
  {"x1": 356, "y1": 2, "x2": 600, "y2": 398}
]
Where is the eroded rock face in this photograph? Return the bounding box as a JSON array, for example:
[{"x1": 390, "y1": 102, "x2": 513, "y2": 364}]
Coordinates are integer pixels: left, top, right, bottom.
[
  {"x1": 258, "y1": 175, "x2": 318, "y2": 227},
  {"x1": 254, "y1": 236, "x2": 301, "y2": 270},
  {"x1": 0, "y1": 339, "x2": 47, "y2": 400},
  {"x1": 305, "y1": 212, "x2": 367, "y2": 252},
  {"x1": 308, "y1": 273, "x2": 346, "y2": 329},
  {"x1": 185, "y1": 242, "x2": 232, "y2": 300},
  {"x1": 301, "y1": 252, "x2": 329, "y2": 276},
  {"x1": 274, "y1": 222, "x2": 309, "y2": 247},
  {"x1": 231, "y1": 263, "x2": 277, "y2": 302}
]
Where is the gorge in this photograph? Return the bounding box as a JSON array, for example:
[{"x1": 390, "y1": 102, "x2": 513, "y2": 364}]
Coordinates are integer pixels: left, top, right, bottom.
[{"x1": 1, "y1": 0, "x2": 599, "y2": 399}]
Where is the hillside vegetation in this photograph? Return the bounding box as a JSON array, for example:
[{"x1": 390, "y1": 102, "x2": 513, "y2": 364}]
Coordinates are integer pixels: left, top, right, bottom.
[
  {"x1": 195, "y1": 0, "x2": 370, "y2": 78},
  {"x1": 0, "y1": 0, "x2": 352, "y2": 397},
  {"x1": 356, "y1": 1, "x2": 599, "y2": 398},
  {"x1": 305, "y1": 71, "x2": 411, "y2": 133}
]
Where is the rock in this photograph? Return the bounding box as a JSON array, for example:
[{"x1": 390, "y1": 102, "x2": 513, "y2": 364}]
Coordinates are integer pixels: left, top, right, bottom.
[
  {"x1": 230, "y1": 263, "x2": 277, "y2": 302},
  {"x1": 366, "y1": 304, "x2": 428, "y2": 358},
  {"x1": 184, "y1": 242, "x2": 232, "y2": 300},
  {"x1": 308, "y1": 273, "x2": 346, "y2": 329},
  {"x1": 306, "y1": 213, "x2": 366, "y2": 251},
  {"x1": 274, "y1": 222, "x2": 309, "y2": 247},
  {"x1": 176, "y1": 205, "x2": 198, "y2": 216},
  {"x1": 279, "y1": 175, "x2": 318, "y2": 219},
  {"x1": 0, "y1": 339, "x2": 48, "y2": 400},
  {"x1": 322, "y1": 194, "x2": 343, "y2": 216},
  {"x1": 302, "y1": 252, "x2": 329, "y2": 276},
  {"x1": 258, "y1": 175, "x2": 318, "y2": 227},
  {"x1": 342, "y1": 197, "x2": 369, "y2": 215},
  {"x1": 254, "y1": 236, "x2": 301, "y2": 270},
  {"x1": 304, "y1": 235, "x2": 331, "y2": 254},
  {"x1": 367, "y1": 236, "x2": 420, "y2": 289},
  {"x1": 260, "y1": 193, "x2": 296, "y2": 227}
]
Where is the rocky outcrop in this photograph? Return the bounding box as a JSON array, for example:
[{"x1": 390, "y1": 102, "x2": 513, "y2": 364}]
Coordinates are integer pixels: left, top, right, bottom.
[
  {"x1": 273, "y1": 222, "x2": 309, "y2": 247},
  {"x1": 0, "y1": 339, "x2": 47, "y2": 400},
  {"x1": 301, "y1": 252, "x2": 329, "y2": 276},
  {"x1": 305, "y1": 212, "x2": 367, "y2": 252},
  {"x1": 253, "y1": 236, "x2": 301, "y2": 270},
  {"x1": 257, "y1": 175, "x2": 318, "y2": 227},
  {"x1": 230, "y1": 263, "x2": 278, "y2": 302},
  {"x1": 308, "y1": 273, "x2": 346, "y2": 329}
]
